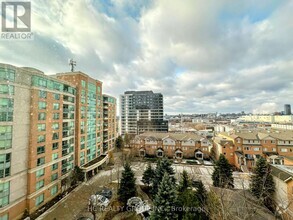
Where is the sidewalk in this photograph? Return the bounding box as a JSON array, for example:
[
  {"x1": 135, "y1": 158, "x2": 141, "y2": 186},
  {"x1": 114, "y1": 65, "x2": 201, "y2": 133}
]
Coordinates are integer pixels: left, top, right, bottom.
[
  {"x1": 37, "y1": 152, "x2": 124, "y2": 220},
  {"x1": 38, "y1": 168, "x2": 121, "y2": 220}
]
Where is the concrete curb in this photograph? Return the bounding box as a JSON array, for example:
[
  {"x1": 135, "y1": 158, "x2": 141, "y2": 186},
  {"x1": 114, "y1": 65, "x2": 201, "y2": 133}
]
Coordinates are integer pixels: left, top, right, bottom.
[{"x1": 36, "y1": 182, "x2": 85, "y2": 220}]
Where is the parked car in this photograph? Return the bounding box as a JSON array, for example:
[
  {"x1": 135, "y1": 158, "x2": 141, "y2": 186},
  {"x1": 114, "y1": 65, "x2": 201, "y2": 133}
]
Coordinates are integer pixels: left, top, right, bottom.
[
  {"x1": 96, "y1": 195, "x2": 110, "y2": 208},
  {"x1": 89, "y1": 194, "x2": 110, "y2": 208},
  {"x1": 100, "y1": 189, "x2": 112, "y2": 199}
]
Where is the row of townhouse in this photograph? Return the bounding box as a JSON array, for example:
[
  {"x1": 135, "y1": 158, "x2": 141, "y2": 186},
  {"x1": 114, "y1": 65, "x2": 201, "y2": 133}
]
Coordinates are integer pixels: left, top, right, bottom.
[
  {"x1": 213, "y1": 129, "x2": 293, "y2": 171},
  {"x1": 0, "y1": 63, "x2": 117, "y2": 220},
  {"x1": 130, "y1": 132, "x2": 211, "y2": 160}
]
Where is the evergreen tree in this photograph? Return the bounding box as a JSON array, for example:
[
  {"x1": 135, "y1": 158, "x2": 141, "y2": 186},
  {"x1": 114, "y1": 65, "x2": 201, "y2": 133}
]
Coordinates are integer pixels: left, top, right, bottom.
[
  {"x1": 142, "y1": 163, "x2": 155, "y2": 187},
  {"x1": 195, "y1": 180, "x2": 208, "y2": 206},
  {"x1": 178, "y1": 170, "x2": 190, "y2": 193},
  {"x1": 151, "y1": 172, "x2": 178, "y2": 220},
  {"x1": 124, "y1": 133, "x2": 130, "y2": 147},
  {"x1": 118, "y1": 162, "x2": 136, "y2": 206},
  {"x1": 250, "y1": 157, "x2": 275, "y2": 209},
  {"x1": 115, "y1": 135, "x2": 124, "y2": 149},
  {"x1": 212, "y1": 154, "x2": 234, "y2": 188},
  {"x1": 71, "y1": 166, "x2": 84, "y2": 185},
  {"x1": 152, "y1": 157, "x2": 175, "y2": 195}
]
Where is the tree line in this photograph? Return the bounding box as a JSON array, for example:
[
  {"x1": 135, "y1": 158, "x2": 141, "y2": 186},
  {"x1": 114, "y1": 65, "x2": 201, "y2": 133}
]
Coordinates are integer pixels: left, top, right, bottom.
[{"x1": 117, "y1": 154, "x2": 276, "y2": 220}]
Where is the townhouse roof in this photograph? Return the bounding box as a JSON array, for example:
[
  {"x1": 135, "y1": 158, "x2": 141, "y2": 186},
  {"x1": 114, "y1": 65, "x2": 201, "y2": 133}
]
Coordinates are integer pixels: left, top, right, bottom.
[
  {"x1": 220, "y1": 130, "x2": 293, "y2": 141},
  {"x1": 270, "y1": 165, "x2": 293, "y2": 182},
  {"x1": 138, "y1": 132, "x2": 203, "y2": 141},
  {"x1": 213, "y1": 136, "x2": 233, "y2": 145}
]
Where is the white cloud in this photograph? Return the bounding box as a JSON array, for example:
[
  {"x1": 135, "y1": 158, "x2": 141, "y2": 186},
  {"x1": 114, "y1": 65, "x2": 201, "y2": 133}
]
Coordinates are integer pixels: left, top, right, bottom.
[{"x1": 0, "y1": 0, "x2": 292, "y2": 114}]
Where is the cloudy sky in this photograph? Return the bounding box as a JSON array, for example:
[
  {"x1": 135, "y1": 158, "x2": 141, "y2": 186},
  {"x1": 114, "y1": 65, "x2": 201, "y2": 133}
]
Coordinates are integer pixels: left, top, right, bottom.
[{"x1": 1, "y1": 0, "x2": 293, "y2": 114}]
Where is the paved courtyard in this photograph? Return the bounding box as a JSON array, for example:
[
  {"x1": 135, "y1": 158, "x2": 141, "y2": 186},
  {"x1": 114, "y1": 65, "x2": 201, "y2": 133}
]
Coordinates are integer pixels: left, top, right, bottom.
[{"x1": 38, "y1": 158, "x2": 251, "y2": 220}]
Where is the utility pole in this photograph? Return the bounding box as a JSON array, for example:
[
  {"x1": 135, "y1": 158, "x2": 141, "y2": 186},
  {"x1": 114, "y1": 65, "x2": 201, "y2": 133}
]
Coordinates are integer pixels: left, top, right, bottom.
[{"x1": 69, "y1": 59, "x2": 76, "y2": 72}]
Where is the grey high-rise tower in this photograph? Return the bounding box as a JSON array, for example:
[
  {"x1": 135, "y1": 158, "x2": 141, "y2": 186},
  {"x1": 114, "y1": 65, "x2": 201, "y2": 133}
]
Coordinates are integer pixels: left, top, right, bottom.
[
  {"x1": 284, "y1": 104, "x2": 291, "y2": 115},
  {"x1": 120, "y1": 91, "x2": 168, "y2": 135}
]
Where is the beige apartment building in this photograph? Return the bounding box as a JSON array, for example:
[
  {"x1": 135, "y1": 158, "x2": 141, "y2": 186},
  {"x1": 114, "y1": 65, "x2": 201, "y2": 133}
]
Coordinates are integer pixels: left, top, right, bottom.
[
  {"x1": 213, "y1": 129, "x2": 293, "y2": 171},
  {"x1": 102, "y1": 95, "x2": 117, "y2": 153},
  {"x1": 131, "y1": 132, "x2": 210, "y2": 160},
  {"x1": 0, "y1": 64, "x2": 76, "y2": 219},
  {"x1": 0, "y1": 64, "x2": 117, "y2": 220},
  {"x1": 56, "y1": 72, "x2": 108, "y2": 180}
]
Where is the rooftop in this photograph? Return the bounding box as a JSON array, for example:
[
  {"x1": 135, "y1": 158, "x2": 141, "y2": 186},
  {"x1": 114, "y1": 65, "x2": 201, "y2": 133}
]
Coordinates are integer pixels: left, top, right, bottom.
[
  {"x1": 137, "y1": 132, "x2": 204, "y2": 141},
  {"x1": 271, "y1": 164, "x2": 293, "y2": 182},
  {"x1": 219, "y1": 129, "x2": 293, "y2": 141}
]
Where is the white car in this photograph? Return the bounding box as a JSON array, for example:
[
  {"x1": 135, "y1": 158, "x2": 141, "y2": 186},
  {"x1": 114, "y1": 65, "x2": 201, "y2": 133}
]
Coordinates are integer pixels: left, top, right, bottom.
[{"x1": 89, "y1": 194, "x2": 110, "y2": 208}]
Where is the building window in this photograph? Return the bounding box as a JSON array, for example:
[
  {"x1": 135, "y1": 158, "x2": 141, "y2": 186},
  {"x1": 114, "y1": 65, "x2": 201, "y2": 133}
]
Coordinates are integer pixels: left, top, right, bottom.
[
  {"x1": 263, "y1": 148, "x2": 267, "y2": 151},
  {"x1": 51, "y1": 173, "x2": 58, "y2": 182},
  {"x1": 52, "y1": 132, "x2": 59, "y2": 140},
  {"x1": 36, "y1": 179, "x2": 44, "y2": 190},
  {"x1": 80, "y1": 136, "x2": 85, "y2": 150},
  {"x1": 81, "y1": 80, "x2": 86, "y2": 88},
  {"x1": 0, "y1": 85, "x2": 14, "y2": 95},
  {"x1": 52, "y1": 142, "x2": 58, "y2": 150},
  {"x1": 37, "y1": 157, "x2": 45, "y2": 166},
  {"x1": 38, "y1": 112, "x2": 46, "y2": 120},
  {"x1": 254, "y1": 148, "x2": 260, "y2": 151},
  {"x1": 51, "y1": 185, "x2": 58, "y2": 196},
  {"x1": 35, "y1": 193, "x2": 44, "y2": 206},
  {"x1": 37, "y1": 146, "x2": 45, "y2": 155},
  {"x1": 0, "y1": 98, "x2": 13, "y2": 109},
  {"x1": 53, "y1": 82, "x2": 62, "y2": 91},
  {"x1": 39, "y1": 91, "x2": 47, "y2": 99},
  {"x1": 38, "y1": 78, "x2": 47, "y2": 87},
  {"x1": 37, "y1": 124, "x2": 46, "y2": 132},
  {"x1": 81, "y1": 90, "x2": 86, "y2": 104},
  {"x1": 281, "y1": 148, "x2": 288, "y2": 152},
  {"x1": 0, "y1": 126, "x2": 12, "y2": 150},
  {"x1": 0, "y1": 214, "x2": 8, "y2": 220},
  {"x1": 52, "y1": 153, "x2": 58, "y2": 161},
  {"x1": 37, "y1": 135, "x2": 46, "y2": 143},
  {"x1": 81, "y1": 106, "x2": 86, "y2": 119},
  {"x1": 36, "y1": 168, "x2": 45, "y2": 178},
  {"x1": 53, "y1": 113, "x2": 59, "y2": 120},
  {"x1": 38, "y1": 101, "x2": 46, "y2": 110},
  {"x1": 53, "y1": 103, "x2": 60, "y2": 110},
  {"x1": 52, "y1": 163, "x2": 58, "y2": 171},
  {"x1": 272, "y1": 148, "x2": 276, "y2": 152},
  {"x1": 53, "y1": 93, "x2": 60, "y2": 100},
  {"x1": 52, "y1": 123, "x2": 59, "y2": 130},
  {"x1": 0, "y1": 154, "x2": 11, "y2": 178},
  {"x1": 0, "y1": 181, "x2": 9, "y2": 208},
  {"x1": 0, "y1": 98, "x2": 13, "y2": 121},
  {"x1": 0, "y1": 68, "x2": 15, "y2": 81}
]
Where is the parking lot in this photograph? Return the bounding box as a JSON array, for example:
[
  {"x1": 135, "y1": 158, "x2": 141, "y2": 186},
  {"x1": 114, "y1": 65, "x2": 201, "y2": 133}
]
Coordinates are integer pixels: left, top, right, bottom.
[{"x1": 131, "y1": 161, "x2": 251, "y2": 190}]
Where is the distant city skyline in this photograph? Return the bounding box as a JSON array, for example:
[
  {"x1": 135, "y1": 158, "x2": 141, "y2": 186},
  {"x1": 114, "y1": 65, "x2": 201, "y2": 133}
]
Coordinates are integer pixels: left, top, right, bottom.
[{"x1": 1, "y1": 0, "x2": 293, "y2": 114}]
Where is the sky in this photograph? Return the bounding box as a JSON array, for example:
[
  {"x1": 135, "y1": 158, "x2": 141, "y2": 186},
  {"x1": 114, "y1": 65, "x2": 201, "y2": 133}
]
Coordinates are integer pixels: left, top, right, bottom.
[{"x1": 0, "y1": 0, "x2": 292, "y2": 114}]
